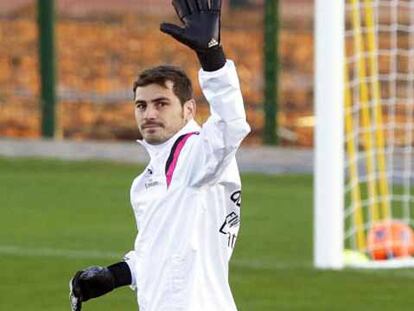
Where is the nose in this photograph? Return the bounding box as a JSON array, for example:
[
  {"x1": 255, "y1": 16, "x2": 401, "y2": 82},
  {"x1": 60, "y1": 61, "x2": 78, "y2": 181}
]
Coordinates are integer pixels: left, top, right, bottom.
[{"x1": 143, "y1": 104, "x2": 158, "y2": 120}]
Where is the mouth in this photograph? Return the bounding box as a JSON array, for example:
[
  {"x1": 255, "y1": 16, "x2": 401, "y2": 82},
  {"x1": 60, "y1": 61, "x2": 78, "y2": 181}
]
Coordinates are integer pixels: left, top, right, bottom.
[
  {"x1": 142, "y1": 123, "x2": 162, "y2": 129},
  {"x1": 142, "y1": 123, "x2": 163, "y2": 131}
]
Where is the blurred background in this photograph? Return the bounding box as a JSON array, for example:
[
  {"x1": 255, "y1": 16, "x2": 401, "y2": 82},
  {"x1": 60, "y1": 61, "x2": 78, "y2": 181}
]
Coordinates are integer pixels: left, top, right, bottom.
[
  {"x1": 0, "y1": 0, "x2": 313, "y2": 146},
  {"x1": 3, "y1": 2, "x2": 414, "y2": 310}
]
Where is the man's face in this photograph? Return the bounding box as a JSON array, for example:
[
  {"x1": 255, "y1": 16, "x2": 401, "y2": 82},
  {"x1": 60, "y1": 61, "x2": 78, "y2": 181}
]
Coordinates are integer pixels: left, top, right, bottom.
[{"x1": 134, "y1": 81, "x2": 195, "y2": 144}]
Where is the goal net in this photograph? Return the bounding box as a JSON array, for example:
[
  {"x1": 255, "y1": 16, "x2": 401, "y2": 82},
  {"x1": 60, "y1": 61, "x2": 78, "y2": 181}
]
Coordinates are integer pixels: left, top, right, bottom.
[{"x1": 315, "y1": 0, "x2": 414, "y2": 268}]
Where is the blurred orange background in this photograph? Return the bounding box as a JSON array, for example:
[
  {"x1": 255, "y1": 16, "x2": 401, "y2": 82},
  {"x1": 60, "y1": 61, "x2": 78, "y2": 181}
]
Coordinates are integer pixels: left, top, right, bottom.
[{"x1": 0, "y1": 0, "x2": 314, "y2": 146}]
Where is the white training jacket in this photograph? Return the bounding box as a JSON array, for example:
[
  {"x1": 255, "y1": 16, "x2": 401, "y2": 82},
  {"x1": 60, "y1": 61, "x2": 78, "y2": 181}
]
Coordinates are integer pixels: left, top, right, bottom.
[{"x1": 124, "y1": 60, "x2": 250, "y2": 311}]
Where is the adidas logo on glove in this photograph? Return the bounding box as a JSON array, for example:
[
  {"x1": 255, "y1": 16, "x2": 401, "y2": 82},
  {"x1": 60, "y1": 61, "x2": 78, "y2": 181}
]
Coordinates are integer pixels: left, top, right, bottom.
[{"x1": 208, "y1": 38, "x2": 219, "y2": 48}]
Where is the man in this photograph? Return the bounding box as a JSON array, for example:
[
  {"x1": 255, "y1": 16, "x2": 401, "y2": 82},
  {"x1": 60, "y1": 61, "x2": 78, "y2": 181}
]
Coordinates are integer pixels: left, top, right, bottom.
[{"x1": 69, "y1": 0, "x2": 250, "y2": 310}]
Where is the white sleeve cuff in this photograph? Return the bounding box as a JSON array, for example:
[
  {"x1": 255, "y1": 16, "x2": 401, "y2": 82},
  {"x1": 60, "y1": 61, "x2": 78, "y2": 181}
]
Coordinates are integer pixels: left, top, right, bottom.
[
  {"x1": 123, "y1": 251, "x2": 137, "y2": 290},
  {"x1": 198, "y1": 60, "x2": 247, "y2": 122}
]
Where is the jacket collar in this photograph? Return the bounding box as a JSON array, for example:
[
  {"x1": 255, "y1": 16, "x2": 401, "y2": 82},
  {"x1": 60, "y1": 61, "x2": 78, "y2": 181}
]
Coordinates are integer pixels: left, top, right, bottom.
[{"x1": 137, "y1": 119, "x2": 201, "y2": 159}]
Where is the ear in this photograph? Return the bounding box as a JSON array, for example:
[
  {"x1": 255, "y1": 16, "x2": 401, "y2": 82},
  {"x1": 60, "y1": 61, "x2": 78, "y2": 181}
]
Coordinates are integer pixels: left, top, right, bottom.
[{"x1": 183, "y1": 99, "x2": 196, "y2": 121}]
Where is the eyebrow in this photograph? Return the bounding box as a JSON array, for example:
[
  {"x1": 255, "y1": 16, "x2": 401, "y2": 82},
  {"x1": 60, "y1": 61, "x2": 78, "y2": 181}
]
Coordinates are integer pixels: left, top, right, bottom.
[{"x1": 135, "y1": 96, "x2": 170, "y2": 105}]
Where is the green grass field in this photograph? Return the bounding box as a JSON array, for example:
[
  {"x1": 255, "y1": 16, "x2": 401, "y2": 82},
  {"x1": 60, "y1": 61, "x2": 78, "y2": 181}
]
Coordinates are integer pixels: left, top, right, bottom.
[{"x1": 1, "y1": 157, "x2": 414, "y2": 310}]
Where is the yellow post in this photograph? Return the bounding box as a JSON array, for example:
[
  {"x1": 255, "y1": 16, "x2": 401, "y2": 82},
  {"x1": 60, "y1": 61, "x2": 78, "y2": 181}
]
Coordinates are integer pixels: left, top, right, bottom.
[
  {"x1": 344, "y1": 64, "x2": 366, "y2": 251},
  {"x1": 363, "y1": 0, "x2": 390, "y2": 220},
  {"x1": 350, "y1": 0, "x2": 379, "y2": 221}
]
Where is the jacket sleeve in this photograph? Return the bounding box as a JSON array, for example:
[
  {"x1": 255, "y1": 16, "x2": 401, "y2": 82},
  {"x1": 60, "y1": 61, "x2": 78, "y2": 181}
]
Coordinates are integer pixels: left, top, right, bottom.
[
  {"x1": 123, "y1": 250, "x2": 137, "y2": 290},
  {"x1": 187, "y1": 60, "x2": 250, "y2": 187}
]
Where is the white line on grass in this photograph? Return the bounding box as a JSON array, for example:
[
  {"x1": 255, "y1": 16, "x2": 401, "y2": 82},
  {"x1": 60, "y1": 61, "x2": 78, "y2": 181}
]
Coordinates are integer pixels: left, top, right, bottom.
[
  {"x1": 230, "y1": 258, "x2": 310, "y2": 270},
  {"x1": 0, "y1": 245, "x2": 309, "y2": 271},
  {"x1": 0, "y1": 245, "x2": 120, "y2": 260}
]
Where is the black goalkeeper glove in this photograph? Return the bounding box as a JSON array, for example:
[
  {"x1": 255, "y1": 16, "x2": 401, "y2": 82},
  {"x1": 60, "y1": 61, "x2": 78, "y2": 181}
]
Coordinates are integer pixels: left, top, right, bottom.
[
  {"x1": 160, "y1": 0, "x2": 226, "y2": 71},
  {"x1": 69, "y1": 262, "x2": 131, "y2": 311}
]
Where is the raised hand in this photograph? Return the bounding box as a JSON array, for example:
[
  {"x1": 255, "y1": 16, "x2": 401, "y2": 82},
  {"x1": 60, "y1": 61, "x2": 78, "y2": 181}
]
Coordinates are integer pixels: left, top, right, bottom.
[{"x1": 160, "y1": 0, "x2": 222, "y2": 52}]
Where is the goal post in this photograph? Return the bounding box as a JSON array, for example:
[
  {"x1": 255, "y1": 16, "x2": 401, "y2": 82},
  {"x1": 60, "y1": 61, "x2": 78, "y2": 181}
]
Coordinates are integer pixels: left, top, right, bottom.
[
  {"x1": 314, "y1": 0, "x2": 345, "y2": 269},
  {"x1": 315, "y1": 0, "x2": 414, "y2": 269}
]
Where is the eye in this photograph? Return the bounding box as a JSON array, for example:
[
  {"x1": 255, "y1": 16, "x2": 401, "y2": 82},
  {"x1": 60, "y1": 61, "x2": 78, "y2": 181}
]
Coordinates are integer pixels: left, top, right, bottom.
[
  {"x1": 136, "y1": 102, "x2": 146, "y2": 111},
  {"x1": 155, "y1": 101, "x2": 168, "y2": 109}
]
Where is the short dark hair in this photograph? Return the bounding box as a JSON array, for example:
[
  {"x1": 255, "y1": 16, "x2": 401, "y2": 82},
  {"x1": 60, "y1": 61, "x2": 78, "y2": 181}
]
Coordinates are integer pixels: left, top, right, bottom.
[{"x1": 133, "y1": 65, "x2": 193, "y2": 105}]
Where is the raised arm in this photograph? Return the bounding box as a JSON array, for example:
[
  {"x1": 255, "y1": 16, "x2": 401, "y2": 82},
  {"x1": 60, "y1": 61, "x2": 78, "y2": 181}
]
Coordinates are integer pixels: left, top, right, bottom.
[
  {"x1": 189, "y1": 60, "x2": 250, "y2": 186},
  {"x1": 161, "y1": 0, "x2": 250, "y2": 186}
]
